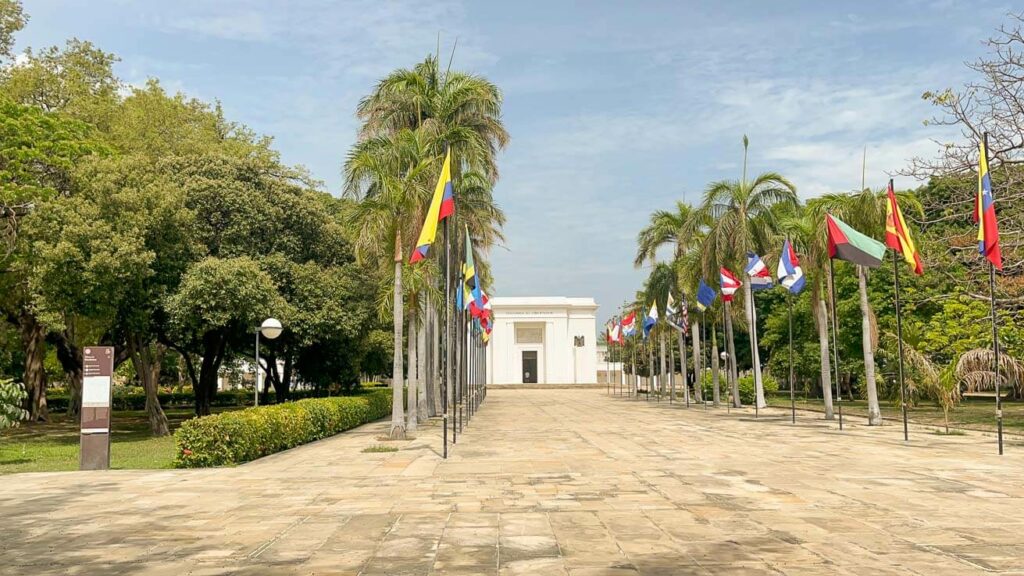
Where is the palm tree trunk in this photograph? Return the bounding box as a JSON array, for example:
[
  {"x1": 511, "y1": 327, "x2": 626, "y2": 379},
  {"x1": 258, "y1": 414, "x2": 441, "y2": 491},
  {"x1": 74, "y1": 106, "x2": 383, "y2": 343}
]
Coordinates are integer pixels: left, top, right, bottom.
[
  {"x1": 725, "y1": 302, "x2": 740, "y2": 407},
  {"x1": 859, "y1": 266, "x2": 882, "y2": 425},
  {"x1": 417, "y1": 307, "x2": 429, "y2": 419},
  {"x1": 659, "y1": 330, "x2": 667, "y2": 398},
  {"x1": 406, "y1": 309, "x2": 418, "y2": 432},
  {"x1": 390, "y1": 233, "x2": 406, "y2": 439},
  {"x1": 677, "y1": 329, "x2": 688, "y2": 403},
  {"x1": 743, "y1": 282, "x2": 767, "y2": 408},
  {"x1": 817, "y1": 298, "x2": 835, "y2": 419},
  {"x1": 711, "y1": 323, "x2": 720, "y2": 406}
]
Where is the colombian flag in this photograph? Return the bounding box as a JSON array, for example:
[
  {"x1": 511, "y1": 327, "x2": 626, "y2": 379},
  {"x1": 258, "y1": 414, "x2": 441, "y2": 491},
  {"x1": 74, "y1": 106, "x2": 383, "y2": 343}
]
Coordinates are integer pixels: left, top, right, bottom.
[
  {"x1": 974, "y1": 137, "x2": 1002, "y2": 270},
  {"x1": 884, "y1": 179, "x2": 923, "y2": 275},
  {"x1": 409, "y1": 150, "x2": 455, "y2": 264}
]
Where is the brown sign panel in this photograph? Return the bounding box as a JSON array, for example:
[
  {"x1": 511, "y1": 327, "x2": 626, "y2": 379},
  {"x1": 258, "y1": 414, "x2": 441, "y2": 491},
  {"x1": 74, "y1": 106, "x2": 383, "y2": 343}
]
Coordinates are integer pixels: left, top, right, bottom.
[{"x1": 80, "y1": 346, "x2": 114, "y2": 470}]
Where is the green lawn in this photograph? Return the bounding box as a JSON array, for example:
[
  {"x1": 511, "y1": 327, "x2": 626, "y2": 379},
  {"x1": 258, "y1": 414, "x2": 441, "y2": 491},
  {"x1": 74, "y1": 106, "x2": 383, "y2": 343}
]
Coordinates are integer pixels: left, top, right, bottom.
[
  {"x1": 766, "y1": 393, "x2": 1024, "y2": 435},
  {"x1": 0, "y1": 407, "x2": 238, "y2": 474}
]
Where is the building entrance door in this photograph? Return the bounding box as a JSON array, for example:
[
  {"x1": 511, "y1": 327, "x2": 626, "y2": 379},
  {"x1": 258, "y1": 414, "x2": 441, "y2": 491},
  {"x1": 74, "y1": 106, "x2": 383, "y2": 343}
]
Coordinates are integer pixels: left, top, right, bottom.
[{"x1": 522, "y1": 350, "x2": 538, "y2": 383}]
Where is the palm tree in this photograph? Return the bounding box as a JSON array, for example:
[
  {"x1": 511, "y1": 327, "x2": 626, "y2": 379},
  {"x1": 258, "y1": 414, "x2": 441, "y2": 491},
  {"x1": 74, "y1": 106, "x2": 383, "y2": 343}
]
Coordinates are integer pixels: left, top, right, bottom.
[
  {"x1": 780, "y1": 209, "x2": 835, "y2": 419},
  {"x1": 345, "y1": 129, "x2": 435, "y2": 439},
  {"x1": 809, "y1": 187, "x2": 919, "y2": 425},
  {"x1": 635, "y1": 202, "x2": 701, "y2": 401},
  {"x1": 350, "y1": 55, "x2": 508, "y2": 430},
  {"x1": 692, "y1": 136, "x2": 798, "y2": 408}
]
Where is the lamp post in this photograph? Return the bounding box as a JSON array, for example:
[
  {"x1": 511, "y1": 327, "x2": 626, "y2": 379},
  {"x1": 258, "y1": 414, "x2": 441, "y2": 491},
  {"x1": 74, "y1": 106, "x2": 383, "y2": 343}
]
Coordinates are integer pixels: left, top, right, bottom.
[{"x1": 254, "y1": 318, "x2": 283, "y2": 407}]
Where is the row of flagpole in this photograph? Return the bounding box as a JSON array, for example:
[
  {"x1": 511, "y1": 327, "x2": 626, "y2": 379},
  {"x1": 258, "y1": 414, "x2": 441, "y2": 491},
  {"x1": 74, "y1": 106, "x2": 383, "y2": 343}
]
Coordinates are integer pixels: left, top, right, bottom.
[
  {"x1": 409, "y1": 148, "x2": 494, "y2": 459},
  {"x1": 607, "y1": 133, "x2": 1006, "y2": 454}
]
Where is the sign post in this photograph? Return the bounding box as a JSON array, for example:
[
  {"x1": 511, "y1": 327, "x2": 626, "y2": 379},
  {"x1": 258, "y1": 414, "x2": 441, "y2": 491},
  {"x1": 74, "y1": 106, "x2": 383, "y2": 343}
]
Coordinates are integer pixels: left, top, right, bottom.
[{"x1": 80, "y1": 346, "x2": 114, "y2": 470}]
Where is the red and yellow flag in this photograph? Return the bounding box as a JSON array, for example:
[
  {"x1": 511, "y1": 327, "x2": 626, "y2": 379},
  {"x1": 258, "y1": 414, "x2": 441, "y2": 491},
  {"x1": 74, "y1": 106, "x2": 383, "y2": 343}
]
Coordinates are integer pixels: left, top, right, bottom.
[{"x1": 884, "y1": 179, "x2": 923, "y2": 275}]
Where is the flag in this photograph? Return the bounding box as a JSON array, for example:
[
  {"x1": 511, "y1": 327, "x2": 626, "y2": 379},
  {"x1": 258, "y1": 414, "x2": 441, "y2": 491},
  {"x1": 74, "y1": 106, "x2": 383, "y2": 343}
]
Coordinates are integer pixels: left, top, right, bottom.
[
  {"x1": 409, "y1": 150, "x2": 454, "y2": 264},
  {"x1": 666, "y1": 293, "x2": 677, "y2": 317},
  {"x1": 680, "y1": 296, "x2": 690, "y2": 334},
  {"x1": 719, "y1": 267, "x2": 741, "y2": 302},
  {"x1": 826, "y1": 213, "x2": 886, "y2": 268},
  {"x1": 745, "y1": 252, "x2": 774, "y2": 291},
  {"x1": 610, "y1": 318, "x2": 622, "y2": 344},
  {"x1": 605, "y1": 320, "x2": 615, "y2": 344},
  {"x1": 461, "y1": 226, "x2": 484, "y2": 310},
  {"x1": 643, "y1": 301, "x2": 658, "y2": 338},
  {"x1": 974, "y1": 138, "x2": 1002, "y2": 270},
  {"x1": 884, "y1": 180, "x2": 924, "y2": 275},
  {"x1": 621, "y1": 311, "x2": 637, "y2": 337},
  {"x1": 777, "y1": 239, "x2": 806, "y2": 294},
  {"x1": 696, "y1": 279, "x2": 716, "y2": 311}
]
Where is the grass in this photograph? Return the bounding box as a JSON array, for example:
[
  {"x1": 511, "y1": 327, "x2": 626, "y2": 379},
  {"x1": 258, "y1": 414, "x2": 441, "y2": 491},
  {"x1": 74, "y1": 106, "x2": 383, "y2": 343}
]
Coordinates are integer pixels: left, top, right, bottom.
[
  {"x1": 362, "y1": 444, "x2": 399, "y2": 453},
  {"x1": 766, "y1": 392, "x2": 1024, "y2": 435},
  {"x1": 0, "y1": 406, "x2": 240, "y2": 474}
]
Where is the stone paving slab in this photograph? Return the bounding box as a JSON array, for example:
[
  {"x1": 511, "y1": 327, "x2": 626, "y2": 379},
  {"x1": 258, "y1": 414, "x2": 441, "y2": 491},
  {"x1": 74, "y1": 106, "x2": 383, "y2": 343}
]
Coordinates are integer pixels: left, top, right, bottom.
[{"x1": 2, "y1": 389, "x2": 1023, "y2": 575}]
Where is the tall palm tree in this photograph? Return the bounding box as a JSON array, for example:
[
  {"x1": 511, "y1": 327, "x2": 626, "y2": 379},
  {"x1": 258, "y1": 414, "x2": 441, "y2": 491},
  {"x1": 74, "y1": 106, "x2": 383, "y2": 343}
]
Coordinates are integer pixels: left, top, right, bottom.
[
  {"x1": 780, "y1": 209, "x2": 835, "y2": 419},
  {"x1": 810, "y1": 187, "x2": 921, "y2": 426},
  {"x1": 636, "y1": 202, "x2": 700, "y2": 400},
  {"x1": 692, "y1": 137, "x2": 798, "y2": 408},
  {"x1": 345, "y1": 129, "x2": 435, "y2": 439}
]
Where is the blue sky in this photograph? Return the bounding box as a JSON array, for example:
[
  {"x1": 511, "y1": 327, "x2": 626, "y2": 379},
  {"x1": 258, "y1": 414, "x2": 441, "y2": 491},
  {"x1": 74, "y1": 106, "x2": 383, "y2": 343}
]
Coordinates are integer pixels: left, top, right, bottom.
[{"x1": 16, "y1": 1, "x2": 1015, "y2": 324}]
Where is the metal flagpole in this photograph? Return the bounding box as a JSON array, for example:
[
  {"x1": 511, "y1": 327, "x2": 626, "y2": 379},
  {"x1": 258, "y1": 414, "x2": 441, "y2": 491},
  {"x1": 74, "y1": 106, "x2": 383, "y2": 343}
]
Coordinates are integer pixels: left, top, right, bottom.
[
  {"x1": 669, "y1": 337, "x2": 675, "y2": 404},
  {"x1": 788, "y1": 293, "x2": 795, "y2": 424},
  {"x1": 828, "y1": 257, "x2": 843, "y2": 430},
  {"x1": 723, "y1": 304, "x2": 730, "y2": 415},
  {"x1": 982, "y1": 133, "x2": 1004, "y2": 455},
  {"x1": 702, "y1": 310, "x2": 707, "y2": 411},
  {"x1": 442, "y1": 219, "x2": 450, "y2": 458},
  {"x1": 892, "y1": 219, "x2": 909, "y2": 441}
]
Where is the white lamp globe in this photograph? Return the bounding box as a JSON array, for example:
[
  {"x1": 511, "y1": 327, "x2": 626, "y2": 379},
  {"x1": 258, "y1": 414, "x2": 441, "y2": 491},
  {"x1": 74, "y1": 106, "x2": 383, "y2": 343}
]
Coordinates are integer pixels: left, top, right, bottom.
[{"x1": 260, "y1": 318, "x2": 283, "y2": 340}]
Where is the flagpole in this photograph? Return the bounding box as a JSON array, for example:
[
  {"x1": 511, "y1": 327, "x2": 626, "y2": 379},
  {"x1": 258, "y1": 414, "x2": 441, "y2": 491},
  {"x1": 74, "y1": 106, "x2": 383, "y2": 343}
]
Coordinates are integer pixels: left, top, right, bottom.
[
  {"x1": 722, "y1": 304, "x2": 730, "y2": 415},
  {"x1": 702, "y1": 310, "x2": 708, "y2": 411},
  {"x1": 751, "y1": 290, "x2": 759, "y2": 419},
  {"x1": 788, "y1": 292, "x2": 795, "y2": 424},
  {"x1": 442, "y1": 217, "x2": 450, "y2": 458},
  {"x1": 982, "y1": 132, "x2": 1004, "y2": 455},
  {"x1": 892, "y1": 229, "x2": 909, "y2": 442},
  {"x1": 828, "y1": 257, "x2": 843, "y2": 431}
]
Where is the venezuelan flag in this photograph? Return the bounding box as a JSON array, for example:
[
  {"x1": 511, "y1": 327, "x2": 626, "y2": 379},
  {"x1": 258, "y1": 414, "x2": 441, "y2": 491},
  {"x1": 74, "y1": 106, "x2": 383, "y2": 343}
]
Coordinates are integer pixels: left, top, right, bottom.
[
  {"x1": 410, "y1": 150, "x2": 455, "y2": 264},
  {"x1": 974, "y1": 137, "x2": 1002, "y2": 270},
  {"x1": 884, "y1": 179, "x2": 923, "y2": 275}
]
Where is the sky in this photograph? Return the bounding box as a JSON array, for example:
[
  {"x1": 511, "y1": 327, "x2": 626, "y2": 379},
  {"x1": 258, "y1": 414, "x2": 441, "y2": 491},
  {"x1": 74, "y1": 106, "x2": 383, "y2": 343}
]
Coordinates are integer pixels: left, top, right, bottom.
[{"x1": 15, "y1": 0, "x2": 1017, "y2": 325}]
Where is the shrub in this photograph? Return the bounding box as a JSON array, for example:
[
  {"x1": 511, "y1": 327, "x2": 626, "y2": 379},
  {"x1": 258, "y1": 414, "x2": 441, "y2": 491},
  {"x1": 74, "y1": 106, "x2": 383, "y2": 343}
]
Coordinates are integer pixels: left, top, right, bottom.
[
  {"x1": 45, "y1": 387, "x2": 325, "y2": 412},
  {"x1": 173, "y1": 388, "x2": 392, "y2": 468},
  {"x1": 737, "y1": 374, "x2": 779, "y2": 404}
]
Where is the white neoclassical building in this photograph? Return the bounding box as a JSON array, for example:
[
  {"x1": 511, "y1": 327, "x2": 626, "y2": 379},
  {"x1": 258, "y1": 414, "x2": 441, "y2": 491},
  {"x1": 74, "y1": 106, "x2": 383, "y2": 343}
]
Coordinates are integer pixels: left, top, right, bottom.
[{"x1": 485, "y1": 297, "x2": 598, "y2": 385}]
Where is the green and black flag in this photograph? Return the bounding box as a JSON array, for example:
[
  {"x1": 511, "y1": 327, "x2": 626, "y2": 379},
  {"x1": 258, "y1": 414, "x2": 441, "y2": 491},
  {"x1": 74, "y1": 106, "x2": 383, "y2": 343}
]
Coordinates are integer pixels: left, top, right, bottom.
[{"x1": 826, "y1": 213, "x2": 886, "y2": 268}]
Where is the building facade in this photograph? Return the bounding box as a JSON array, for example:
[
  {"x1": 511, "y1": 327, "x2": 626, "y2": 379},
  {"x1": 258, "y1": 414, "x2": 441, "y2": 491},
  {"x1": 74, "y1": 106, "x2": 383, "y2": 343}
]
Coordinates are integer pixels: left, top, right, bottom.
[{"x1": 486, "y1": 297, "x2": 598, "y2": 385}]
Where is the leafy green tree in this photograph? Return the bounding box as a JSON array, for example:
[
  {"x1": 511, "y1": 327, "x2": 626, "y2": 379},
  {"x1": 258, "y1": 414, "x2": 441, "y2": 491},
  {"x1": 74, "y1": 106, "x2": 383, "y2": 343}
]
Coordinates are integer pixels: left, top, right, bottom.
[
  {"x1": 0, "y1": 0, "x2": 26, "y2": 63},
  {"x1": 0, "y1": 377, "x2": 27, "y2": 429},
  {"x1": 167, "y1": 256, "x2": 287, "y2": 416}
]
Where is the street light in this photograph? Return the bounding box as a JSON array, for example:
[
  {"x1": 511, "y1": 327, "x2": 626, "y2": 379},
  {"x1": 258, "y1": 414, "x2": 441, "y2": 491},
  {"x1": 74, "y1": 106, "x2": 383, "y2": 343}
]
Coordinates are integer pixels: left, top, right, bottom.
[{"x1": 254, "y1": 318, "x2": 283, "y2": 407}]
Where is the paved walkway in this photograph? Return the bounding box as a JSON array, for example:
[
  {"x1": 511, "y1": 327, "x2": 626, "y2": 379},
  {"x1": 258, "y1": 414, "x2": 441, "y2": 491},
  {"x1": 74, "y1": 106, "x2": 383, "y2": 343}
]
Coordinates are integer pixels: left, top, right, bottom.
[{"x1": 2, "y1": 389, "x2": 1023, "y2": 575}]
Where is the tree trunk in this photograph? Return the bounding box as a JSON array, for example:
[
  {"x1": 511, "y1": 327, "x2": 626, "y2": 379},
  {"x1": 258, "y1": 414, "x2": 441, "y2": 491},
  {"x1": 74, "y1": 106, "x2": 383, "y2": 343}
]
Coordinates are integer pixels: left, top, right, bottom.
[
  {"x1": 859, "y1": 266, "x2": 882, "y2": 425},
  {"x1": 128, "y1": 334, "x2": 169, "y2": 437},
  {"x1": 724, "y1": 302, "x2": 740, "y2": 407},
  {"x1": 743, "y1": 282, "x2": 767, "y2": 408},
  {"x1": 711, "y1": 323, "x2": 720, "y2": 406},
  {"x1": 430, "y1": 301, "x2": 441, "y2": 416},
  {"x1": 417, "y1": 307, "x2": 429, "y2": 420},
  {"x1": 196, "y1": 330, "x2": 226, "y2": 416},
  {"x1": 389, "y1": 233, "x2": 406, "y2": 439},
  {"x1": 659, "y1": 330, "x2": 667, "y2": 398},
  {"x1": 817, "y1": 298, "x2": 835, "y2": 419},
  {"x1": 406, "y1": 309, "x2": 418, "y2": 432},
  {"x1": 691, "y1": 318, "x2": 702, "y2": 403},
  {"x1": 677, "y1": 329, "x2": 688, "y2": 403},
  {"x1": 19, "y1": 312, "x2": 48, "y2": 421},
  {"x1": 52, "y1": 329, "x2": 83, "y2": 421}
]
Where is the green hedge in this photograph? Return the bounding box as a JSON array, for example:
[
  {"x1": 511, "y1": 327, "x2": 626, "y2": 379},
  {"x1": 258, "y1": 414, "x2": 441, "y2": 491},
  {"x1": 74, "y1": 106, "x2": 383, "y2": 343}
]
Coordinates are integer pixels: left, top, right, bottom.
[
  {"x1": 699, "y1": 372, "x2": 779, "y2": 404},
  {"x1": 173, "y1": 389, "x2": 392, "y2": 468}
]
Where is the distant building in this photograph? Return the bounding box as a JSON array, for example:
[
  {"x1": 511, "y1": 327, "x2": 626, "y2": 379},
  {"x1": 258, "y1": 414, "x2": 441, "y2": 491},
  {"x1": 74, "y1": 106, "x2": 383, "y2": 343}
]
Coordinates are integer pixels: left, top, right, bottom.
[{"x1": 486, "y1": 297, "x2": 598, "y2": 385}]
